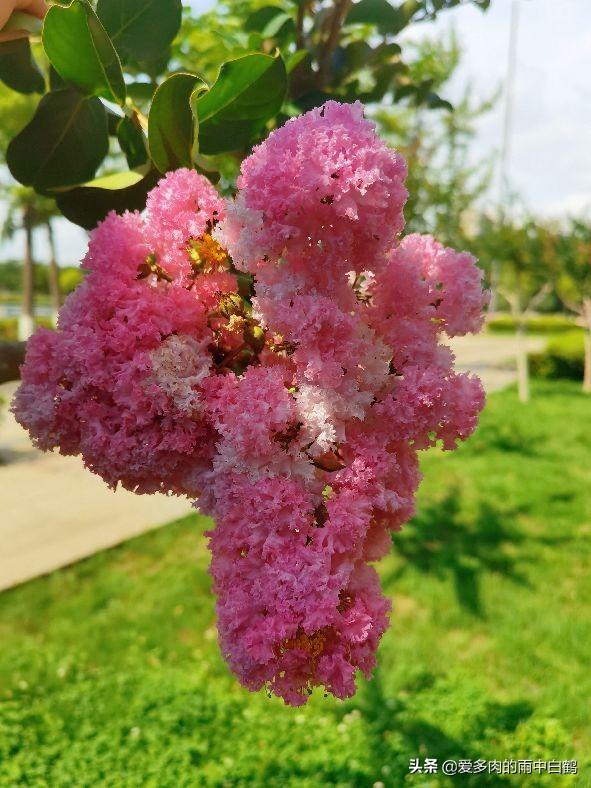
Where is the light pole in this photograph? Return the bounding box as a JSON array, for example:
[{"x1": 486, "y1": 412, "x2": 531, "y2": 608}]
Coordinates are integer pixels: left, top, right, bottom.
[
  {"x1": 490, "y1": 0, "x2": 520, "y2": 313},
  {"x1": 499, "y1": 0, "x2": 520, "y2": 209}
]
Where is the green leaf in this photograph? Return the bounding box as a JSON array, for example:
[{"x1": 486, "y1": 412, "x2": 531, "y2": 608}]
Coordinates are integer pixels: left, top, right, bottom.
[
  {"x1": 49, "y1": 65, "x2": 66, "y2": 90},
  {"x1": 286, "y1": 49, "x2": 309, "y2": 74},
  {"x1": 244, "y1": 6, "x2": 285, "y2": 32},
  {"x1": 340, "y1": 40, "x2": 372, "y2": 74},
  {"x1": 133, "y1": 48, "x2": 172, "y2": 81},
  {"x1": 394, "y1": 82, "x2": 418, "y2": 101},
  {"x1": 425, "y1": 92, "x2": 453, "y2": 112},
  {"x1": 197, "y1": 54, "x2": 287, "y2": 155},
  {"x1": 7, "y1": 88, "x2": 108, "y2": 191},
  {"x1": 43, "y1": 0, "x2": 126, "y2": 105},
  {"x1": 126, "y1": 81, "x2": 155, "y2": 104},
  {"x1": 117, "y1": 115, "x2": 147, "y2": 169},
  {"x1": 96, "y1": 0, "x2": 181, "y2": 64},
  {"x1": 82, "y1": 171, "x2": 144, "y2": 188},
  {"x1": 357, "y1": 62, "x2": 400, "y2": 103},
  {"x1": 376, "y1": 41, "x2": 402, "y2": 59},
  {"x1": 55, "y1": 169, "x2": 161, "y2": 229},
  {"x1": 106, "y1": 106, "x2": 122, "y2": 136},
  {"x1": 0, "y1": 39, "x2": 44, "y2": 94},
  {"x1": 261, "y1": 13, "x2": 294, "y2": 39},
  {"x1": 346, "y1": 0, "x2": 410, "y2": 35},
  {"x1": 148, "y1": 72, "x2": 205, "y2": 173}
]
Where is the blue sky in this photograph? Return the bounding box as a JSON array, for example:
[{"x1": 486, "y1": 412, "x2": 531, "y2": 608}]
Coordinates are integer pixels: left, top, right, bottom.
[{"x1": 2, "y1": 0, "x2": 589, "y2": 264}]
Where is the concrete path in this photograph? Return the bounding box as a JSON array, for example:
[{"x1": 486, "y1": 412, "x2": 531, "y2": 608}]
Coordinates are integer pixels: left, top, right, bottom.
[
  {"x1": 0, "y1": 333, "x2": 545, "y2": 591},
  {"x1": 449, "y1": 334, "x2": 546, "y2": 392},
  {"x1": 0, "y1": 381, "x2": 191, "y2": 592}
]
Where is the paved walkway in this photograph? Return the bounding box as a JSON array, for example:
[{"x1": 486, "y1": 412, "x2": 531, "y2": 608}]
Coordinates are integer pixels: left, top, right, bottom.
[
  {"x1": 449, "y1": 334, "x2": 546, "y2": 392},
  {"x1": 0, "y1": 381, "x2": 191, "y2": 592},
  {"x1": 0, "y1": 334, "x2": 545, "y2": 591}
]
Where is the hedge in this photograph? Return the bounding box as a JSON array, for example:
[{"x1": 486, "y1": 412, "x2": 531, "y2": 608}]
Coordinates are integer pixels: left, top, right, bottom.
[
  {"x1": 530, "y1": 331, "x2": 586, "y2": 381},
  {"x1": 487, "y1": 314, "x2": 578, "y2": 335},
  {"x1": 0, "y1": 317, "x2": 53, "y2": 342}
]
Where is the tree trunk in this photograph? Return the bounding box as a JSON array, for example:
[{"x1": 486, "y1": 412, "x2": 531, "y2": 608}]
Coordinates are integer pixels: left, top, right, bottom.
[
  {"x1": 316, "y1": 0, "x2": 353, "y2": 88},
  {"x1": 488, "y1": 260, "x2": 500, "y2": 313},
  {"x1": 584, "y1": 329, "x2": 591, "y2": 395},
  {"x1": 583, "y1": 301, "x2": 591, "y2": 395},
  {"x1": 46, "y1": 219, "x2": 60, "y2": 326},
  {"x1": 18, "y1": 205, "x2": 35, "y2": 342},
  {"x1": 516, "y1": 319, "x2": 530, "y2": 403}
]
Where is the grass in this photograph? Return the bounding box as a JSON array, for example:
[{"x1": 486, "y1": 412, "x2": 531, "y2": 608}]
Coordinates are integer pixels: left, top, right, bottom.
[{"x1": 0, "y1": 382, "x2": 590, "y2": 786}]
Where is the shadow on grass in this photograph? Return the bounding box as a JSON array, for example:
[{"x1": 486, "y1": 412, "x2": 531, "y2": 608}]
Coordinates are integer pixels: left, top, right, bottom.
[
  {"x1": 341, "y1": 668, "x2": 532, "y2": 786},
  {"x1": 466, "y1": 418, "x2": 542, "y2": 456},
  {"x1": 388, "y1": 491, "x2": 530, "y2": 618}
]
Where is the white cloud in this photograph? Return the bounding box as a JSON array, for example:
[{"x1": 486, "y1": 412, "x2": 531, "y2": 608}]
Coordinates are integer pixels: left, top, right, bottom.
[{"x1": 408, "y1": 0, "x2": 591, "y2": 218}]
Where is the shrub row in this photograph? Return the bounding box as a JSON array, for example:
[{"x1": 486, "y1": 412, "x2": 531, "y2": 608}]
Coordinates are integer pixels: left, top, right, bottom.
[
  {"x1": 530, "y1": 331, "x2": 586, "y2": 381},
  {"x1": 0, "y1": 318, "x2": 53, "y2": 342},
  {"x1": 487, "y1": 314, "x2": 578, "y2": 335}
]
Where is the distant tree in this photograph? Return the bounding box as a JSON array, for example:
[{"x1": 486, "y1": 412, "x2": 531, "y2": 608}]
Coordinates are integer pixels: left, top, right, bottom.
[
  {"x1": 1, "y1": 185, "x2": 61, "y2": 336},
  {"x1": 373, "y1": 31, "x2": 495, "y2": 245},
  {"x1": 554, "y1": 220, "x2": 591, "y2": 393},
  {"x1": 0, "y1": 259, "x2": 82, "y2": 295},
  {"x1": 33, "y1": 197, "x2": 62, "y2": 320},
  {"x1": 0, "y1": 71, "x2": 43, "y2": 336},
  {"x1": 0, "y1": 260, "x2": 22, "y2": 291},
  {"x1": 57, "y1": 266, "x2": 83, "y2": 295},
  {"x1": 477, "y1": 216, "x2": 555, "y2": 402}
]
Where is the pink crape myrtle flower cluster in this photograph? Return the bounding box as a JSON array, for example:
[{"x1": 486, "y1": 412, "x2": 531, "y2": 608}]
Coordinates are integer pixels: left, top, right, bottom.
[{"x1": 13, "y1": 101, "x2": 488, "y2": 706}]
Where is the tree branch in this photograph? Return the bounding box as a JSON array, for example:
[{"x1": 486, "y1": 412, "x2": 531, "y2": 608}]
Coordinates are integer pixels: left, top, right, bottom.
[
  {"x1": 296, "y1": 0, "x2": 309, "y2": 49},
  {"x1": 316, "y1": 0, "x2": 352, "y2": 88},
  {"x1": 524, "y1": 281, "x2": 552, "y2": 317},
  {"x1": 559, "y1": 295, "x2": 584, "y2": 317},
  {"x1": 496, "y1": 287, "x2": 520, "y2": 318}
]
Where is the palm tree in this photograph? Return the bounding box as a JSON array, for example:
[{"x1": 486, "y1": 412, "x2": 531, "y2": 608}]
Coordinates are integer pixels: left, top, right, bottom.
[{"x1": 2, "y1": 185, "x2": 61, "y2": 338}]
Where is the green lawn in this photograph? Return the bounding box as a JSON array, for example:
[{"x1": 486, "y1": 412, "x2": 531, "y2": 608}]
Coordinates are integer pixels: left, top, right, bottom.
[{"x1": 0, "y1": 382, "x2": 589, "y2": 786}]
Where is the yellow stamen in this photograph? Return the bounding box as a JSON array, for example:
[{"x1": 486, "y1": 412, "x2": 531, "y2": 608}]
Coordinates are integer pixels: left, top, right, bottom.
[{"x1": 187, "y1": 232, "x2": 228, "y2": 273}]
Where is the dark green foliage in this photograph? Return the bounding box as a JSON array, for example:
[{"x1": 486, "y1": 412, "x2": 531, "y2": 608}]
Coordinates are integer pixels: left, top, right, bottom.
[
  {"x1": 97, "y1": 0, "x2": 182, "y2": 65},
  {"x1": 0, "y1": 0, "x2": 490, "y2": 229},
  {"x1": 373, "y1": 31, "x2": 496, "y2": 248},
  {"x1": 43, "y1": 0, "x2": 126, "y2": 105},
  {"x1": 346, "y1": 0, "x2": 410, "y2": 35},
  {"x1": 0, "y1": 383, "x2": 589, "y2": 785},
  {"x1": 148, "y1": 73, "x2": 205, "y2": 173},
  {"x1": 0, "y1": 261, "x2": 24, "y2": 292},
  {"x1": 196, "y1": 54, "x2": 287, "y2": 156},
  {"x1": 56, "y1": 170, "x2": 161, "y2": 230},
  {"x1": 7, "y1": 88, "x2": 108, "y2": 191},
  {"x1": 117, "y1": 115, "x2": 148, "y2": 169},
  {"x1": 0, "y1": 39, "x2": 44, "y2": 95},
  {"x1": 530, "y1": 331, "x2": 585, "y2": 381},
  {"x1": 0, "y1": 260, "x2": 83, "y2": 295}
]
